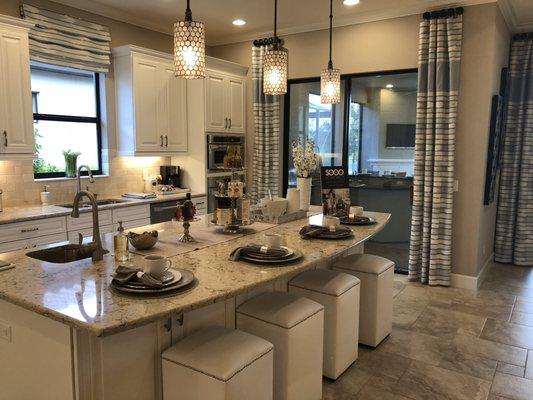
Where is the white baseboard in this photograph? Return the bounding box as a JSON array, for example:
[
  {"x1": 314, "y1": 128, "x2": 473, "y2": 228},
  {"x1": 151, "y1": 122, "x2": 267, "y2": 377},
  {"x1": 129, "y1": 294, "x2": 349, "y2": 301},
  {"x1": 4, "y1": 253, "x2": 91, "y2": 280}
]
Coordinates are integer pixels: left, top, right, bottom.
[{"x1": 450, "y1": 253, "x2": 494, "y2": 291}]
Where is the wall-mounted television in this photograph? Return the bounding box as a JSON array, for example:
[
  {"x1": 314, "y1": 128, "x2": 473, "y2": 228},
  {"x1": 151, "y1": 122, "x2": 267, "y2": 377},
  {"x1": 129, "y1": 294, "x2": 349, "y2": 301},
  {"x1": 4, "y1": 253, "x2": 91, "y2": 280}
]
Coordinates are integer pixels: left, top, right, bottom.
[{"x1": 386, "y1": 124, "x2": 416, "y2": 148}]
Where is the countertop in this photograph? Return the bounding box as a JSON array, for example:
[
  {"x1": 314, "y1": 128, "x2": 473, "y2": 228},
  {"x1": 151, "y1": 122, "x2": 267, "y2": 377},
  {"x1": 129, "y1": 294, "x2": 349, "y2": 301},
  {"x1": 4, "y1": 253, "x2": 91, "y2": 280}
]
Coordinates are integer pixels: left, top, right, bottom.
[
  {"x1": 0, "y1": 192, "x2": 207, "y2": 225},
  {"x1": 0, "y1": 211, "x2": 390, "y2": 337}
]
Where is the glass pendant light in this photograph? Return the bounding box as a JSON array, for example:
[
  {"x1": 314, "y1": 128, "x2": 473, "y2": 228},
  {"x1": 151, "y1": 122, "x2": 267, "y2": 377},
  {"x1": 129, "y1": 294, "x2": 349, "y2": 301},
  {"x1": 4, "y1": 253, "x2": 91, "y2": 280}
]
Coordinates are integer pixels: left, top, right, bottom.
[
  {"x1": 263, "y1": 0, "x2": 288, "y2": 95},
  {"x1": 174, "y1": 0, "x2": 205, "y2": 79},
  {"x1": 321, "y1": 0, "x2": 340, "y2": 104}
]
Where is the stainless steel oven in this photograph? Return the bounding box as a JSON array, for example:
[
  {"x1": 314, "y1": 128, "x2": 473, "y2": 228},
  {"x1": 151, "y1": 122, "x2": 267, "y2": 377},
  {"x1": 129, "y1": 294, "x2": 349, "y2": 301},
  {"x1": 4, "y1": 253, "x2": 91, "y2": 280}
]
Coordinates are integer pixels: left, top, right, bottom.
[{"x1": 207, "y1": 134, "x2": 245, "y2": 172}]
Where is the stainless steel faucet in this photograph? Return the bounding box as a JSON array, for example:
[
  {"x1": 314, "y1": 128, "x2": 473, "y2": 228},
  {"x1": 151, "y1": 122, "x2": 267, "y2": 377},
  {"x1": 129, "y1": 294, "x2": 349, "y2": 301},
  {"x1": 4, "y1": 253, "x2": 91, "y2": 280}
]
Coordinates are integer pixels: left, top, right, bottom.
[
  {"x1": 77, "y1": 165, "x2": 95, "y2": 193},
  {"x1": 71, "y1": 190, "x2": 105, "y2": 262}
]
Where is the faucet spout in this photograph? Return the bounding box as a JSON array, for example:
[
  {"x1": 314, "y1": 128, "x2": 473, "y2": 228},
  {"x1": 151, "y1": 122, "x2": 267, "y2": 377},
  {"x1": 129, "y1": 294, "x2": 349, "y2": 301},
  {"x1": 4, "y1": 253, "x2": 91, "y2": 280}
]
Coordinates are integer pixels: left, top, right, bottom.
[
  {"x1": 77, "y1": 165, "x2": 95, "y2": 193},
  {"x1": 71, "y1": 190, "x2": 105, "y2": 262}
]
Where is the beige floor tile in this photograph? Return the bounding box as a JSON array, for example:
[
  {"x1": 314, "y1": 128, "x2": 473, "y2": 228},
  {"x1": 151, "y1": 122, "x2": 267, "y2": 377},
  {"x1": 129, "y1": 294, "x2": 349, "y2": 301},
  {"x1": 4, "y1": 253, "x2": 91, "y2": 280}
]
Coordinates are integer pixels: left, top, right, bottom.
[
  {"x1": 497, "y1": 361, "x2": 525, "y2": 378},
  {"x1": 491, "y1": 372, "x2": 533, "y2": 400},
  {"x1": 355, "y1": 347, "x2": 412, "y2": 380},
  {"x1": 393, "y1": 280, "x2": 406, "y2": 298},
  {"x1": 411, "y1": 306, "x2": 486, "y2": 339},
  {"x1": 526, "y1": 351, "x2": 533, "y2": 380},
  {"x1": 325, "y1": 365, "x2": 372, "y2": 395},
  {"x1": 357, "y1": 385, "x2": 412, "y2": 400},
  {"x1": 510, "y1": 311, "x2": 533, "y2": 327},
  {"x1": 481, "y1": 318, "x2": 533, "y2": 350},
  {"x1": 480, "y1": 281, "x2": 533, "y2": 299},
  {"x1": 438, "y1": 351, "x2": 497, "y2": 381},
  {"x1": 322, "y1": 384, "x2": 354, "y2": 400},
  {"x1": 393, "y1": 300, "x2": 427, "y2": 329},
  {"x1": 515, "y1": 299, "x2": 533, "y2": 314},
  {"x1": 378, "y1": 328, "x2": 451, "y2": 366},
  {"x1": 451, "y1": 333, "x2": 528, "y2": 366},
  {"x1": 394, "y1": 361, "x2": 491, "y2": 400}
]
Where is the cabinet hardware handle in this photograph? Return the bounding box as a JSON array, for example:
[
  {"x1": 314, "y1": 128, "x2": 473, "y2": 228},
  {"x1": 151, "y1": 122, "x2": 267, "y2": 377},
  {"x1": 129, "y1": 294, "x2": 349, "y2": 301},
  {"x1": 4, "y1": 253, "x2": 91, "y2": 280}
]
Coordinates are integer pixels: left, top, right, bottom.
[
  {"x1": 3, "y1": 131, "x2": 7, "y2": 147},
  {"x1": 224, "y1": 118, "x2": 228, "y2": 129},
  {"x1": 229, "y1": 118, "x2": 232, "y2": 129},
  {"x1": 165, "y1": 135, "x2": 168, "y2": 147},
  {"x1": 160, "y1": 135, "x2": 164, "y2": 147},
  {"x1": 21, "y1": 227, "x2": 39, "y2": 233}
]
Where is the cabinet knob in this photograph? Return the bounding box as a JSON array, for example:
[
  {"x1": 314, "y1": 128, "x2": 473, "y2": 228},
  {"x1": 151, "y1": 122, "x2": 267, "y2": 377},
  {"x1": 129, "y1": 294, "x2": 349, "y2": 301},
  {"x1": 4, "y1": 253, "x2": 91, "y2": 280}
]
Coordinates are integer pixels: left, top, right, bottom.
[
  {"x1": 160, "y1": 135, "x2": 164, "y2": 147},
  {"x1": 3, "y1": 131, "x2": 7, "y2": 147}
]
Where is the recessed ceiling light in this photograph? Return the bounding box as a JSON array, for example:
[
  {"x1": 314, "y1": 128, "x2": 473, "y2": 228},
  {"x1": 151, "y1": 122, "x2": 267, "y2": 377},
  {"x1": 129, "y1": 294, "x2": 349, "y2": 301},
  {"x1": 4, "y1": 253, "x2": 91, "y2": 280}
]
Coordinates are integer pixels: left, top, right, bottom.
[
  {"x1": 343, "y1": 0, "x2": 360, "y2": 6},
  {"x1": 232, "y1": 19, "x2": 246, "y2": 26},
  {"x1": 386, "y1": 84, "x2": 394, "y2": 89}
]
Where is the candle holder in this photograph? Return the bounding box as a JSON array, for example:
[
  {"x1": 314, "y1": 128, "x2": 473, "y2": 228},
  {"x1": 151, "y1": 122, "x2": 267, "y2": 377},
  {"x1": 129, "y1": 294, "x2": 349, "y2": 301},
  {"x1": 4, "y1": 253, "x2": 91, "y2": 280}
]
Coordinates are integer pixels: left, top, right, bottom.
[{"x1": 179, "y1": 219, "x2": 194, "y2": 243}]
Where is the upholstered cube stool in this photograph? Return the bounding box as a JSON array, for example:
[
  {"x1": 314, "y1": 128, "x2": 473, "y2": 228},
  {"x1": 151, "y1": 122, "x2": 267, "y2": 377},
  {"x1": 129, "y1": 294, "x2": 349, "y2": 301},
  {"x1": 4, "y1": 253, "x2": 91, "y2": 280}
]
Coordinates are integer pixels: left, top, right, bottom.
[
  {"x1": 333, "y1": 254, "x2": 394, "y2": 347},
  {"x1": 288, "y1": 269, "x2": 360, "y2": 380},
  {"x1": 162, "y1": 326, "x2": 274, "y2": 400},
  {"x1": 237, "y1": 292, "x2": 324, "y2": 400}
]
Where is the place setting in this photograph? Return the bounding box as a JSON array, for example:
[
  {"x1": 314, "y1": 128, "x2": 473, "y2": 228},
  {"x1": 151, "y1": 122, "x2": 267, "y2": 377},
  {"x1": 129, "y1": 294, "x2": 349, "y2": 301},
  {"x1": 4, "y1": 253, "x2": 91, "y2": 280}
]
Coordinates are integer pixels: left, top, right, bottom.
[
  {"x1": 335, "y1": 206, "x2": 377, "y2": 226},
  {"x1": 299, "y1": 215, "x2": 355, "y2": 240},
  {"x1": 110, "y1": 255, "x2": 196, "y2": 297},
  {"x1": 230, "y1": 233, "x2": 303, "y2": 265}
]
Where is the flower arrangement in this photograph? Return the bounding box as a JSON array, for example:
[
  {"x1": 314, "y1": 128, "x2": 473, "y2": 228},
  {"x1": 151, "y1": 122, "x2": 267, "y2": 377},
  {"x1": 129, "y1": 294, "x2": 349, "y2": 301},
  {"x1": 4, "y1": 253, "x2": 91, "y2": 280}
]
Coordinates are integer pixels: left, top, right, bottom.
[
  {"x1": 292, "y1": 139, "x2": 319, "y2": 178},
  {"x1": 63, "y1": 150, "x2": 81, "y2": 178}
]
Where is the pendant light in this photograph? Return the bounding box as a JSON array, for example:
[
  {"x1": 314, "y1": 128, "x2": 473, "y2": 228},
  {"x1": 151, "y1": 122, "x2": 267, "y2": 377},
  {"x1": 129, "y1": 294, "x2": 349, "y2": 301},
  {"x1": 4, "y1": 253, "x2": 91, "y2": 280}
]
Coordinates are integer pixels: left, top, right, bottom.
[
  {"x1": 263, "y1": 0, "x2": 288, "y2": 95},
  {"x1": 321, "y1": 0, "x2": 340, "y2": 104},
  {"x1": 174, "y1": 0, "x2": 205, "y2": 79}
]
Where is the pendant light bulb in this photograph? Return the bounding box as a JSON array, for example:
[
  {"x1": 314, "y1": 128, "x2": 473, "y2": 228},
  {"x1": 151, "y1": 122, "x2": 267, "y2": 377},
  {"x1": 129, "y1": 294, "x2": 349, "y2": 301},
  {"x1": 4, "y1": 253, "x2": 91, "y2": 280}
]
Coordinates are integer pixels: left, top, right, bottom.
[
  {"x1": 174, "y1": 0, "x2": 205, "y2": 79},
  {"x1": 263, "y1": 0, "x2": 288, "y2": 95},
  {"x1": 321, "y1": 0, "x2": 341, "y2": 104}
]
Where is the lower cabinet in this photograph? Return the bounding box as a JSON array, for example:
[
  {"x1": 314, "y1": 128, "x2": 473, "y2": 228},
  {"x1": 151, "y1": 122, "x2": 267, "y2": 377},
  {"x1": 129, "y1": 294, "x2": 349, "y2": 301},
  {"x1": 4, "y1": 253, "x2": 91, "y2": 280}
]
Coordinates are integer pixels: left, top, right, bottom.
[{"x1": 0, "y1": 232, "x2": 68, "y2": 253}]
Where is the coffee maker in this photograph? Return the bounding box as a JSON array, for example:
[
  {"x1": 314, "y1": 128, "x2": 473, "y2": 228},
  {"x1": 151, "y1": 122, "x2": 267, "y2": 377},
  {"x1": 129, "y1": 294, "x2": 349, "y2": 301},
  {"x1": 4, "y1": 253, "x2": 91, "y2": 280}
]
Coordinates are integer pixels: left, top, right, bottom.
[{"x1": 160, "y1": 166, "x2": 181, "y2": 188}]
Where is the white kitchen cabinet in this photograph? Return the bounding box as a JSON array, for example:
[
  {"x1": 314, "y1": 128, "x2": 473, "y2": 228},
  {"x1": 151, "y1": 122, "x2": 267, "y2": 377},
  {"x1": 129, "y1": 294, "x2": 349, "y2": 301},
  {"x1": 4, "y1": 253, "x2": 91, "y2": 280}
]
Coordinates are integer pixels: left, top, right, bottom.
[
  {"x1": 0, "y1": 232, "x2": 68, "y2": 253},
  {"x1": 0, "y1": 16, "x2": 35, "y2": 158},
  {"x1": 204, "y1": 69, "x2": 246, "y2": 134},
  {"x1": 114, "y1": 45, "x2": 188, "y2": 156}
]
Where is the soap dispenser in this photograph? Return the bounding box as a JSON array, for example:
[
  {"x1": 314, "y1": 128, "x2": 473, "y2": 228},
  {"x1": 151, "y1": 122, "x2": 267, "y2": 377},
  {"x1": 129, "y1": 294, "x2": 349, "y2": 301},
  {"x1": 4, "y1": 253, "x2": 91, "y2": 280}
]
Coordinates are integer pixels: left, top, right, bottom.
[
  {"x1": 41, "y1": 185, "x2": 51, "y2": 206},
  {"x1": 114, "y1": 221, "x2": 129, "y2": 262}
]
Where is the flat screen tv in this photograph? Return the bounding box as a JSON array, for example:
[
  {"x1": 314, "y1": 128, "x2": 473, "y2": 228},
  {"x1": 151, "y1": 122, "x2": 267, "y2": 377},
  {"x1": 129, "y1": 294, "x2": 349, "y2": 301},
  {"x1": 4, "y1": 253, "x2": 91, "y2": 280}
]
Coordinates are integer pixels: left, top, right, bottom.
[{"x1": 386, "y1": 124, "x2": 416, "y2": 148}]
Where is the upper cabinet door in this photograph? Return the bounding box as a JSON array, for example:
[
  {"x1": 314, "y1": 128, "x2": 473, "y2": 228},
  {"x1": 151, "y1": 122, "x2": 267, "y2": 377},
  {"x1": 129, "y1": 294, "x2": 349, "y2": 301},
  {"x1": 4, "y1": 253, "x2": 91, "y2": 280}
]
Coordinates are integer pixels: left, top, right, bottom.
[
  {"x1": 160, "y1": 64, "x2": 187, "y2": 152},
  {"x1": 0, "y1": 28, "x2": 35, "y2": 155},
  {"x1": 205, "y1": 72, "x2": 227, "y2": 132},
  {"x1": 132, "y1": 55, "x2": 161, "y2": 152},
  {"x1": 227, "y1": 77, "x2": 245, "y2": 133}
]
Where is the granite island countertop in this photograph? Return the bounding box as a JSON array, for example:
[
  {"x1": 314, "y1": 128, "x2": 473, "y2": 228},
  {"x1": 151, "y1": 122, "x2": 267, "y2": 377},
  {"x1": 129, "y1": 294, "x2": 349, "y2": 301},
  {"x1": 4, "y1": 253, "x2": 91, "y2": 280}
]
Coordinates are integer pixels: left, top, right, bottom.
[{"x1": 0, "y1": 211, "x2": 390, "y2": 337}]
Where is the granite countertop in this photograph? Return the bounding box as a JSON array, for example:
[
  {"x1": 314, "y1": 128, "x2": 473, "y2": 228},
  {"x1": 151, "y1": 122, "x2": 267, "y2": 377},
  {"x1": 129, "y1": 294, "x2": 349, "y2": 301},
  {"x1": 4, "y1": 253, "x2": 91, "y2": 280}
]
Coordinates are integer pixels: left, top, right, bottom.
[
  {"x1": 0, "y1": 211, "x2": 390, "y2": 337},
  {"x1": 0, "y1": 191, "x2": 207, "y2": 225}
]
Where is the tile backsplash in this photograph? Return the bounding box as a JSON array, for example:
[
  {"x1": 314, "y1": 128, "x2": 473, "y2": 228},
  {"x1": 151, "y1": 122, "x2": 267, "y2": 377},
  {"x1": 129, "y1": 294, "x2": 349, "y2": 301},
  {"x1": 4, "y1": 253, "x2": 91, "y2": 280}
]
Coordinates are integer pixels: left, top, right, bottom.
[{"x1": 0, "y1": 156, "x2": 169, "y2": 208}]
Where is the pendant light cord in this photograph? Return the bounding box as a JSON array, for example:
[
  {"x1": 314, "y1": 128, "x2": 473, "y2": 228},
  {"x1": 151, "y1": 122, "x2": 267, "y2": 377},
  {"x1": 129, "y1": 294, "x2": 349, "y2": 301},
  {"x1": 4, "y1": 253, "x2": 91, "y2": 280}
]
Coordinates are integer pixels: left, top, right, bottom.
[
  {"x1": 328, "y1": 0, "x2": 333, "y2": 69},
  {"x1": 185, "y1": 0, "x2": 192, "y2": 21}
]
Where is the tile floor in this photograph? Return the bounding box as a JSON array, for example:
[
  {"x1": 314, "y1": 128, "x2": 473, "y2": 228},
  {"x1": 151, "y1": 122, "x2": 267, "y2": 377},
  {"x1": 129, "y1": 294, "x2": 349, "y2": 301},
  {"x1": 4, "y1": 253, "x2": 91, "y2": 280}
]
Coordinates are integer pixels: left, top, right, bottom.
[{"x1": 323, "y1": 262, "x2": 533, "y2": 399}]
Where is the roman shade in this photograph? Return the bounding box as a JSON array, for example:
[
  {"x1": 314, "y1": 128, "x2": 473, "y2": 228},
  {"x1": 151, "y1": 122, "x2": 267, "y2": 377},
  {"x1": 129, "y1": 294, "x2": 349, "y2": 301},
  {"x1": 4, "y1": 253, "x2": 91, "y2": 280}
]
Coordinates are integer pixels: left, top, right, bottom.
[{"x1": 20, "y1": 4, "x2": 111, "y2": 73}]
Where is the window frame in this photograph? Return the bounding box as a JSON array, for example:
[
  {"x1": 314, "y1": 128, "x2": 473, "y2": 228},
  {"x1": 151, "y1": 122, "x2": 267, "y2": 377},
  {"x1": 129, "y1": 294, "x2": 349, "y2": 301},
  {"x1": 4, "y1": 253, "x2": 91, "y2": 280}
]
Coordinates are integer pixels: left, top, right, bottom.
[
  {"x1": 32, "y1": 66, "x2": 103, "y2": 179},
  {"x1": 283, "y1": 68, "x2": 418, "y2": 194}
]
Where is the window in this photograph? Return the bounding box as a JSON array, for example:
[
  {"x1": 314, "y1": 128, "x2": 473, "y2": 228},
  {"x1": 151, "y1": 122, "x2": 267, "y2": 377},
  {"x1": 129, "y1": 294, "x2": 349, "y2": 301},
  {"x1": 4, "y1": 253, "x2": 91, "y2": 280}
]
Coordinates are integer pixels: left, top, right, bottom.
[
  {"x1": 284, "y1": 70, "x2": 417, "y2": 194},
  {"x1": 31, "y1": 64, "x2": 102, "y2": 178}
]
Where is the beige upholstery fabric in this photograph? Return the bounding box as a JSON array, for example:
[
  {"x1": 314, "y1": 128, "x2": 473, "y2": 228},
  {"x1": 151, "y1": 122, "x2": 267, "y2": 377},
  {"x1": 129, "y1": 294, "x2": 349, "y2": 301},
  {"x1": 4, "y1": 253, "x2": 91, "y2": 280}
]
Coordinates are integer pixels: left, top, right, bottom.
[
  {"x1": 289, "y1": 269, "x2": 360, "y2": 380},
  {"x1": 333, "y1": 254, "x2": 394, "y2": 347},
  {"x1": 162, "y1": 326, "x2": 274, "y2": 400},
  {"x1": 237, "y1": 292, "x2": 324, "y2": 400}
]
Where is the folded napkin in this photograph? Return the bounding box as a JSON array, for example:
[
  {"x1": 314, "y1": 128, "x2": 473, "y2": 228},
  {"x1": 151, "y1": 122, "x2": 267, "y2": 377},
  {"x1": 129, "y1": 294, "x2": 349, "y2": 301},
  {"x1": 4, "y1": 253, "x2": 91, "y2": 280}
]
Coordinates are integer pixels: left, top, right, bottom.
[
  {"x1": 112, "y1": 265, "x2": 164, "y2": 288},
  {"x1": 230, "y1": 245, "x2": 288, "y2": 261},
  {"x1": 299, "y1": 225, "x2": 352, "y2": 239}
]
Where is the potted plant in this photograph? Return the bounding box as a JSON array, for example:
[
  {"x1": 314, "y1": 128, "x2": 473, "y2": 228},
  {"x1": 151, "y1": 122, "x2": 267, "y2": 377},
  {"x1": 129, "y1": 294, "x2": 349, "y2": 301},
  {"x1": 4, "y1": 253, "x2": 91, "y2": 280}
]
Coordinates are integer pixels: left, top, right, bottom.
[
  {"x1": 63, "y1": 150, "x2": 81, "y2": 178},
  {"x1": 292, "y1": 139, "x2": 319, "y2": 211}
]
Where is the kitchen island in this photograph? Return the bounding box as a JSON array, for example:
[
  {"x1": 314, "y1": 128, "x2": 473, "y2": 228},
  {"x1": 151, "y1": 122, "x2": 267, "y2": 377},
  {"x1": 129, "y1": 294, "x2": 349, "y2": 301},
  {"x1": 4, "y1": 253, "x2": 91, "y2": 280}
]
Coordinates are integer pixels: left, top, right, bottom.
[{"x1": 0, "y1": 211, "x2": 390, "y2": 400}]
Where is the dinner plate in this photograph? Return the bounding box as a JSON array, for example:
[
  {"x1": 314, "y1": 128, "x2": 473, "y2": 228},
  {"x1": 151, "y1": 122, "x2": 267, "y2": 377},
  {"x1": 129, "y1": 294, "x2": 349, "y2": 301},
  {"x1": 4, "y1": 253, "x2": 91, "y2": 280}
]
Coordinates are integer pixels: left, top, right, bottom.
[
  {"x1": 340, "y1": 216, "x2": 376, "y2": 226},
  {"x1": 240, "y1": 249, "x2": 303, "y2": 265},
  {"x1": 243, "y1": 246, "x2": 295, "y2": 261},
  {"x1": 111, "y1": 269, "x2": 195, "y2": 294}
]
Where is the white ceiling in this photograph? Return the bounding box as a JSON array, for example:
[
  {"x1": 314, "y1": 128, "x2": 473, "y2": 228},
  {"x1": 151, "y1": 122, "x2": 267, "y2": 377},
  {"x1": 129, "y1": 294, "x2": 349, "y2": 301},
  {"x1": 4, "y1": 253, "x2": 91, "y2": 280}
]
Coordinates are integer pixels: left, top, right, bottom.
[{"x1": 50, "y1": 0, "x2": 533, "y2": 45}]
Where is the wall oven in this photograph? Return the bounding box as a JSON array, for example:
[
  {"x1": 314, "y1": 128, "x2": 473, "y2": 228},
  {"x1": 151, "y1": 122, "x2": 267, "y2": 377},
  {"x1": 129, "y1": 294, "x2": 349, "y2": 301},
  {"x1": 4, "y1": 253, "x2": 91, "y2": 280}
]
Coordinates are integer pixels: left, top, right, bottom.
[{"x1": 207, "y1": 134, "x2": 245, "y2": 172}]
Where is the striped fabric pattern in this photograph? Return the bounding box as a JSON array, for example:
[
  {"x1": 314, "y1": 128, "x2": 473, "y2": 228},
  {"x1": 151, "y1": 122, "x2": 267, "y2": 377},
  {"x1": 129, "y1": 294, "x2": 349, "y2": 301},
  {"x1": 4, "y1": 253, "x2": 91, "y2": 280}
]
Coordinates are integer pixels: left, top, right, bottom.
[
  {"x1": 21, "y1": 4, "x2": 111, "y2": 73},
  {"x1": 408, "y1": 14, "x2": 463, "y2": 286},
  {"x1": 251, "y1": 45, "x2": 280, "y2": 203},
  {"x1": 495, "y1": 36, "x2": 533, "y2": 266}
]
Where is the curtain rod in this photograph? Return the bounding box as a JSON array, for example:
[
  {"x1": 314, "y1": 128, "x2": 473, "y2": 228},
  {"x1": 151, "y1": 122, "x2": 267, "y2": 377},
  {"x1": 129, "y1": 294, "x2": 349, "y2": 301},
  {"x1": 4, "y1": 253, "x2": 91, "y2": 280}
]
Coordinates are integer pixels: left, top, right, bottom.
[
  {"x1": 513, "y1": 32, "x2": 533, "y2": 41},
  {"x1": 253, "y1": 37, "x2": 283, "y2": 47},
  {"x1": 423, "y1": 7, "x2": 464, "y2": 20}
]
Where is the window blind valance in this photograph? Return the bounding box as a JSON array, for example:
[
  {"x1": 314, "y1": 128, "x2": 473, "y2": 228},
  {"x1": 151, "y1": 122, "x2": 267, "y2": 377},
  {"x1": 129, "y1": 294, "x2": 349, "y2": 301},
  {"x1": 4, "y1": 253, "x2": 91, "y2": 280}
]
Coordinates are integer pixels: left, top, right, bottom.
[{"x1": 20, "y1": 4, "x2": 111, "y2": 73}]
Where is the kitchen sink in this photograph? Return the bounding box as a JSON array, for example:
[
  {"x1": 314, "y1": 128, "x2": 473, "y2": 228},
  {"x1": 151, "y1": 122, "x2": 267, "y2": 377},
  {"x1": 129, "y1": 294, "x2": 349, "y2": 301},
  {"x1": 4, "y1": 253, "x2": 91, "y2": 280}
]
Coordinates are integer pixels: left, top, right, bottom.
[
  {"x1": 26, "y1": 245, "x2": 109, "y2": 264},
  {"x1": 57, "y1": 198, "x2": 128, "y2": 209}
]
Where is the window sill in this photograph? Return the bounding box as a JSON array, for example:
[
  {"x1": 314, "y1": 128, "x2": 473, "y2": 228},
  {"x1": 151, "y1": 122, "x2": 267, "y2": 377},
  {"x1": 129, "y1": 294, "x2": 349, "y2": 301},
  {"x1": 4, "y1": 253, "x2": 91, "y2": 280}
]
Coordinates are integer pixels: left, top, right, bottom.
[{"x1": 34, "y1": 174, "x2": 109, "y2": 182}]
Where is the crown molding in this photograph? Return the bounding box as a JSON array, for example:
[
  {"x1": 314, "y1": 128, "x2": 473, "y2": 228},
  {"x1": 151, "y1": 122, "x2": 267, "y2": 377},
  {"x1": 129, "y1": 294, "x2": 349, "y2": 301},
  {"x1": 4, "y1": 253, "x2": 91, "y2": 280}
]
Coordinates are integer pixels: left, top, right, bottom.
[
  {"x1": 498, "y1": 0, "x2": 533, "y2": 33},
  {"x1": 0, "y1": 14, "x2": 34, "y2": 30}
]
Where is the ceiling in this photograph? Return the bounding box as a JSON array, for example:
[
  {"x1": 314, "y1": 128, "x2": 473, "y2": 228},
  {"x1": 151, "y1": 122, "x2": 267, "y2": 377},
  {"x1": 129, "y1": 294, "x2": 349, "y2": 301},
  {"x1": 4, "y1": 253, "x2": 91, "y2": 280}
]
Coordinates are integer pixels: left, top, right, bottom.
[{"x1": 50, "y1": 0, "x2": 533, "y2": 45}]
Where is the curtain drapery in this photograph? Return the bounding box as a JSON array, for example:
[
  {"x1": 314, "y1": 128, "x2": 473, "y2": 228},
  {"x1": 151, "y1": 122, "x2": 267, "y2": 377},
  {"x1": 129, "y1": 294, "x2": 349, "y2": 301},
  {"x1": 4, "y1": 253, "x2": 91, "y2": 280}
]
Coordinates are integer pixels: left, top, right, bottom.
[
  {"x1": 408, "y1": 9, "x2": 464, "y2": 286},
  {"x1": 251, "y1": 44, "x2": 281, "y2": 203},
  {"x1": 21, "y1": 4, "x2": 111, "y2": 73},
  {"x1": 494, "y1": 34, "x2": 533, "y2": 266}
]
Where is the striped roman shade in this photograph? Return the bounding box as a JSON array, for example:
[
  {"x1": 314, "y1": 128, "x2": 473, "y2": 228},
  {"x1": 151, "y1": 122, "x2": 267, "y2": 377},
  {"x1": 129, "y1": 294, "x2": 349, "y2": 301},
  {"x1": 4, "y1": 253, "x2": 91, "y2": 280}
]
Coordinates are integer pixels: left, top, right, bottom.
[{"x1": 20, "y1": 4, "x2": 111, "y2": 73}]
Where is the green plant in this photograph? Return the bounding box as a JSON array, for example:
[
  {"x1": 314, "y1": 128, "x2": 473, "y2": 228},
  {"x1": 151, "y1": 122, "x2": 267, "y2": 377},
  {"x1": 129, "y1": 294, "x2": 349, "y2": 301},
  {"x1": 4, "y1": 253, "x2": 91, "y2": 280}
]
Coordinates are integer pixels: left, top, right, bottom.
[
  {"x1": 33, "y1": 127, "x2": 61, "y2": 173},
  {"x1": 63, "y1": 150, "x2": 81, "y2": 178}
]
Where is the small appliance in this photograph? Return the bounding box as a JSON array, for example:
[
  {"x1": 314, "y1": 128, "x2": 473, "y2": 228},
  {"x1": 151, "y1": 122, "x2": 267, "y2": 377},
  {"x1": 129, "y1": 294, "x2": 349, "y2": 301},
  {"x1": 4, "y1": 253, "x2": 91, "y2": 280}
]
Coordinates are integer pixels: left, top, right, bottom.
[{"x1": 160, "y1": 165, "x2": 181, "y2": 187}]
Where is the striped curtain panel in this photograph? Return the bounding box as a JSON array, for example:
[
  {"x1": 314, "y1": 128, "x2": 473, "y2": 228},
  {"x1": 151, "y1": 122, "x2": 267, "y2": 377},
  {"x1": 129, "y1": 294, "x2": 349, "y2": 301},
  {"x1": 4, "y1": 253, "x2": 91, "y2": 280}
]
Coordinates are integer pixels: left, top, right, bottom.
[
  {"x1": 408, "y1": 9, "x2": 464, "y2": 286},
  {"x1": 251, "y1": 45, "x2": 280, "y2": 203},
  {"x1": 21, "y1": 4, "x2": 111, "y2": 73},
  {"x1": 494, "y1": 34, "x2": 533, "y2": 266}
]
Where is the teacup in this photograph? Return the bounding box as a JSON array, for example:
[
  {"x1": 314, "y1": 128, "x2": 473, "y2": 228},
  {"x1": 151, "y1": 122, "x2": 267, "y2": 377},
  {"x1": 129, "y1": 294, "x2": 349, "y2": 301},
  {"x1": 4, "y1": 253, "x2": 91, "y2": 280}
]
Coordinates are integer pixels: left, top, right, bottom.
[
  {"x1": 264, "y1": 233, "x2": 283, "y2": 249},
  {"x1": 143, "y1": 255, "x2": 172, "y2": 278}
]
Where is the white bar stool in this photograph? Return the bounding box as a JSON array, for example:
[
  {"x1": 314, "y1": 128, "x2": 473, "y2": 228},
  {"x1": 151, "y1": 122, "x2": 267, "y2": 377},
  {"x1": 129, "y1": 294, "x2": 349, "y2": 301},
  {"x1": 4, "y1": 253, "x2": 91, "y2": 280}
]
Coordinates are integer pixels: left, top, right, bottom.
[
  {"x1": 237, "y1": 292, "x2": 324, "y2": 400},
  {"x1": 288, "y1": 269, "x2": 360, "y2": 380},
  {"x1": 162, "y1": 326, "x2": 274, "y2": 400},
  {"x1": 333, "y1": 253, "x2": 394, "y2": 347}
]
